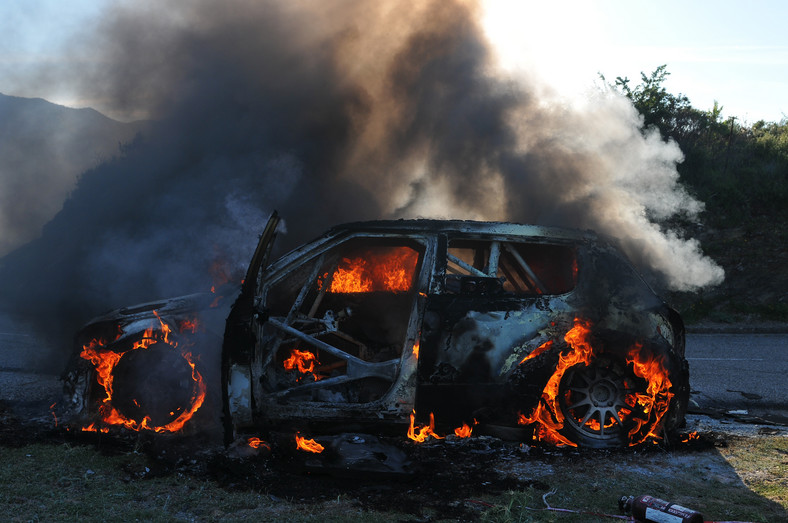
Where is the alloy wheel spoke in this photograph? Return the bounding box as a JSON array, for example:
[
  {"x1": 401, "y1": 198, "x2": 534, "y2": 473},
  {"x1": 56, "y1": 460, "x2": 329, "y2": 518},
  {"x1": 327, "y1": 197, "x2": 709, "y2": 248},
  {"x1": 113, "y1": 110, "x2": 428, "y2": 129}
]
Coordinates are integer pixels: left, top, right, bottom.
[
  {"x1": 567, "y1": 397, "x2": 592, "y2": 410},
  {"x1": 609, "y1": 407, "x2": 624, "y2": 427},
  {"x1": 580, "y1": 407, "x2": 597, "y2": 428}
]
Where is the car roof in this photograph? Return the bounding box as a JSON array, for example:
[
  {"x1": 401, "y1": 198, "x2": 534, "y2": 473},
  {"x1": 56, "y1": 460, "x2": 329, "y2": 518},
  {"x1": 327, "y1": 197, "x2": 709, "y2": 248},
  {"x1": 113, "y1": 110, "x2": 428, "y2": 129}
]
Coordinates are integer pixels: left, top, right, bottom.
[
  {"x1": 266, "y1": 219, "x2": 607, "y2": 279},
  {"x1": 326, "y1": 219, "x2": 599, "y2": 243}
]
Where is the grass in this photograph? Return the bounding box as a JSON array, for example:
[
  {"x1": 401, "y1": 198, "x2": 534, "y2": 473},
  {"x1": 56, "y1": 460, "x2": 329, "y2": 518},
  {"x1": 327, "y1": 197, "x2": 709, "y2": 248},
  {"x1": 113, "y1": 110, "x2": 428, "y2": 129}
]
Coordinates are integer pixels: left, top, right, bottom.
[
  {"x1": 1, "y1": 435, "x2": 786, "y2": 522},
  {"x1": 2, "y1": 444, "x2": 245, "y2": 521},
  {"x1": 720, "y1": 436, "x2": 788, "y2": 510},
  {"x1": 481, "y1": 437, "x2": 788, "y2": 523},
  {"x1": 0, "y1": 442, "x2": 395, "y2": 522}
]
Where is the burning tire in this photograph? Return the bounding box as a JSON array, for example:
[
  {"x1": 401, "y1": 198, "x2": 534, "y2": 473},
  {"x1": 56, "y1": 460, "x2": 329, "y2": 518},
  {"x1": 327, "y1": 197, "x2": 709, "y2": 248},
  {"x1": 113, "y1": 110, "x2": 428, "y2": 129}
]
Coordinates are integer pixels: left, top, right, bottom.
[
  {"x1": 77, "y1": 317, "x2": 209, "y2": 433},
  {"x1": 111, "y1": 341, "x2": 200, "y2": 427},
  {"x1": 557, "y1": 348, "x2": 676, "y2": 448},
  {"x1": 514, "y1": 320, "x2": 680, "y2": 448}
]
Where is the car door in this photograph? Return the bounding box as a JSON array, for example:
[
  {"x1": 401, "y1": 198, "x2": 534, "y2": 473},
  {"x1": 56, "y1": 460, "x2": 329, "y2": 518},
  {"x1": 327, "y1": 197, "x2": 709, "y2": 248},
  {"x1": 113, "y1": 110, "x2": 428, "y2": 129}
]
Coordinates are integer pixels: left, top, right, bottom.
[
  {"x1": 243, "y1": 232, "x2": 436, "y2": 426},
  {"x1": 415, "y1": 235, "x2": 578, "y2": 426}
]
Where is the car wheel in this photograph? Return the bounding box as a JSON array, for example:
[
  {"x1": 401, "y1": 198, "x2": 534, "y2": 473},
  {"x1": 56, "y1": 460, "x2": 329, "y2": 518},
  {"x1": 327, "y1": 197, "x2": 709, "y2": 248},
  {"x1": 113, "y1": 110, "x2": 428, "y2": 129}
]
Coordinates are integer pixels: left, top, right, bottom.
[
  {"x1": 111, "y1": 341, "x2": 199, "y2": 427},
  {"x1": 557, "y1": 356, "x2": 645, "y2": 448}
]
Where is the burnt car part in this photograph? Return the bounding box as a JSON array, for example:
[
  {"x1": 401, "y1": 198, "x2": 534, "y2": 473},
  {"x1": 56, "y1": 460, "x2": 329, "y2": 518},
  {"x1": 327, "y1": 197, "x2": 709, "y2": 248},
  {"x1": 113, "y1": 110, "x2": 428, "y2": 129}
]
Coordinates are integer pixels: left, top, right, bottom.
[{"x1": 224, "y1": 236, "x2": 430, "y2": 433}]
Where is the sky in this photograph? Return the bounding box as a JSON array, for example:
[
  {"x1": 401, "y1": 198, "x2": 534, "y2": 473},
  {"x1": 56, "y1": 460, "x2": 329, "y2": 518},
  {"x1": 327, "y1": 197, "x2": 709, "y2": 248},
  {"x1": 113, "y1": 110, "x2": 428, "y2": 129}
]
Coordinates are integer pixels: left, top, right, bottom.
[
  {"x1": 482, "y1": 0, "x2": 788, "y2": 124},
  {"x1": 0, "y1": 0, "x2": 786, "y2": 124}
]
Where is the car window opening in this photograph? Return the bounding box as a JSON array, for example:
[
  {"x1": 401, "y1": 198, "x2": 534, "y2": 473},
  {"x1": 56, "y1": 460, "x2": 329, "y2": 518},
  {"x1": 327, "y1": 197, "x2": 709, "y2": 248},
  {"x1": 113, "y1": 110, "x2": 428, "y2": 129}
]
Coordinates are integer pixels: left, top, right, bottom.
[
  {"x1": 447, "y1": 240, "x2": 577, "y2": 295},
  {"x1": 262, "y1": 238, "x2": 425, "y2": 403}
]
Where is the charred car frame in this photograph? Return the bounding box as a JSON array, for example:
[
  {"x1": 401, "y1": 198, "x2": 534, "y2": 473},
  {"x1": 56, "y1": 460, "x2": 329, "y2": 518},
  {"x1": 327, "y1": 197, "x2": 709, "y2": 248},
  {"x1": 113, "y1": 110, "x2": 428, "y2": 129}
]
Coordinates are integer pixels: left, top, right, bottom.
[{"x1": 64, "y1": 213, "x2": 689, "y2": 448}]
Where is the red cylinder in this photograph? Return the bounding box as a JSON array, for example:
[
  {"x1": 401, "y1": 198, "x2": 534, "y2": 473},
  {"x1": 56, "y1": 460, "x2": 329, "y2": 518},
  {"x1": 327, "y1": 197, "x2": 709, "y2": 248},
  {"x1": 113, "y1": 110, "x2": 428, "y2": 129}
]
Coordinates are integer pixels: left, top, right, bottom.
[{"x1": 619, "y1": 494, "x2": 704, "y2": 523}]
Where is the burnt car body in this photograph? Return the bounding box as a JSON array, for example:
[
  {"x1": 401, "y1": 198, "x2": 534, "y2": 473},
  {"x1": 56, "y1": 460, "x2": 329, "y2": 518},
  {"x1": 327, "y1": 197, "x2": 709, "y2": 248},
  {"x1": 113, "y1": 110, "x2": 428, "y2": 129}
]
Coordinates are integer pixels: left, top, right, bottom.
[{"x1": 64, "y1": 213, "x2": 689, "y2": 448}]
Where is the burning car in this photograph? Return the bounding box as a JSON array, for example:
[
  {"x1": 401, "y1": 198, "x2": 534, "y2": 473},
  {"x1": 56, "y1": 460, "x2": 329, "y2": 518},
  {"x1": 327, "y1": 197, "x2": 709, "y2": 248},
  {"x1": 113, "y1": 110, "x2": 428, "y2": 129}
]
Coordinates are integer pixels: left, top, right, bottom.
[{"x1": 63, "y1": 212, "x2": 689, "y2": 448}]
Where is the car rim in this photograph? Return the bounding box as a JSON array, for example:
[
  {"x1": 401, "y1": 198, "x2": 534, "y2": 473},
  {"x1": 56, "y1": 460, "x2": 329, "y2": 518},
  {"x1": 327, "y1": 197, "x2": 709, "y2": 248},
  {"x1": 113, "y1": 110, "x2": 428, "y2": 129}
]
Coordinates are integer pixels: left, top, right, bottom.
[{"x1": 559, "y1": 361, "x2": 639, "y2": 442}]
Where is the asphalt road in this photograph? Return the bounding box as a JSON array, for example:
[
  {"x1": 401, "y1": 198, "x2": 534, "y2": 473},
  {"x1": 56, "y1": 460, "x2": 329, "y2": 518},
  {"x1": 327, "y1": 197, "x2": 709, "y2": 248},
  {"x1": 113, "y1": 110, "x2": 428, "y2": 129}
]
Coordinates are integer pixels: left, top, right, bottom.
[
  {"x1": 686, "y1": 332, "x2": 788, "y2": 424},
  {"x1": 1, "y1": 311, "x2": 787, "y2": 426},
  {"x1": 0, "y1": 312, "x2": 62, "y2": 420}
]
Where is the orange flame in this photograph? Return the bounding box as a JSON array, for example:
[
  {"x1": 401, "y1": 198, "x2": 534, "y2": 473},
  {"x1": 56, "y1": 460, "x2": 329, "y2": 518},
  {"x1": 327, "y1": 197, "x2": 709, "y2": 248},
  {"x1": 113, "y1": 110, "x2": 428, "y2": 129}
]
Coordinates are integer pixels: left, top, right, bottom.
[
  {"x1": 517, "y1": 319, "x2": 598, "y2": 447},
  {"x1": 454, "y1": 419, "x2": 477, "y2": 438},
  {"x1": 624, "y1": 344, "x2": 674, "y2": 444},
  {"x1": 81, "y1": 423, "x2": 109, "y2": 433},
  {"x1": 519, "y1": 339, "x2": 554, "y2": 365},
  {"x1": 79, "y1": 312, "x2": 207, "y2": 433},
  {"x1": 209, "y1": 285, "x2": 223, "y2": 308},
  {"x1": 248, "y1": 437, "x2": 271, "y2": 450},
  {"x1": 283, "y1": 349, "x2": 322, "y2": 381},
  {"x1": 407, "y1": 410, "x2": 445, "y2": 443},
  {"x1": 295, "y1": 433, "x2": 324, "y2": 453},
  {"x1": 320, "y1": 247, "x2": 419, "y2": 293},
  {"x1": 680, "y1": 431, "x2": 699, "y2": 443},
  {"x1": 412, "y1": 340, "x2": 420, "y2": 359},
  {"x1": 178, "y1": 318, "x2": 200, "y2": 334},
  {"x1": 329, "y1": 258, "x2": 372, "y2": 293}
]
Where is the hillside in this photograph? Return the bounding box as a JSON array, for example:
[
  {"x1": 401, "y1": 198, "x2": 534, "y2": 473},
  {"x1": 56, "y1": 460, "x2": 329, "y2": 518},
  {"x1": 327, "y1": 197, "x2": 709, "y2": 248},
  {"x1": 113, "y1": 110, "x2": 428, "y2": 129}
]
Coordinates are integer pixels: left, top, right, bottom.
[
  {"x1": 669, "y1": 215, "x2": 788, "y2": 326},
  {"x1": 0, "y1": 93, "x2": 147, "y2": 256}
]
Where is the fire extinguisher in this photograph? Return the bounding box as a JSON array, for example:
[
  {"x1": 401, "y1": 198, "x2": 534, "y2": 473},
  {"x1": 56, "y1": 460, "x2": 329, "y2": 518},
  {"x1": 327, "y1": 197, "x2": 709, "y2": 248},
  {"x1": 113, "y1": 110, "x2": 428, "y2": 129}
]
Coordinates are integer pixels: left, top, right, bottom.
[{"x1": 619, "y1": 494, "x2": 704, "y2": 523}]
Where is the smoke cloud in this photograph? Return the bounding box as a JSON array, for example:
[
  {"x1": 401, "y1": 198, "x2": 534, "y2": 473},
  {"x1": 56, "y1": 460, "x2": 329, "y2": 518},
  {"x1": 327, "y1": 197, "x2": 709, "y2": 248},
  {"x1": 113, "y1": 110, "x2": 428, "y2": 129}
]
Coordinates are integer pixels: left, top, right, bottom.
[{"x1": 0, "y1": 0, "x2": 723, "y2": 353}]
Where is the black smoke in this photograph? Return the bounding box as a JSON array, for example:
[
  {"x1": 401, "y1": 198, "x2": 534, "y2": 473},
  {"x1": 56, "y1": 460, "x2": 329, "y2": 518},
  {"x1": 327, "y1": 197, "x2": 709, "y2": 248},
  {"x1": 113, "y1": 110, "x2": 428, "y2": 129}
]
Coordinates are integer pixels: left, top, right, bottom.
[{"x1": 0, "y1": 0, "x2": 722, "y2": 368}]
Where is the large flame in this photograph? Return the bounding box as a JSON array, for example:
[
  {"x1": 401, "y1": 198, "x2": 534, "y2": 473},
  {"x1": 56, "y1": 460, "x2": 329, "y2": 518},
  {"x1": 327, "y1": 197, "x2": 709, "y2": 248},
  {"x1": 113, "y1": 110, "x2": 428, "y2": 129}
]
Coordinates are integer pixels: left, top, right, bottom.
[
  {"x1": 79, "y1": 312, "x2": 207, "y2": 433},
  {"x1": 329, "y1": 257, "x2": 372, "y2": 293},
  {"x1": 517, "y1": 319, "x2": 594, "y2": 447},
  {"x1": 320, "y1": 247, "x2": 419, "y2": 293},
  {"x1": 624, "y1": 344, "x2": 674, "y2": 445},
  {"x1": 517, "y1": 318, "x2": 674, "y2": 447}
]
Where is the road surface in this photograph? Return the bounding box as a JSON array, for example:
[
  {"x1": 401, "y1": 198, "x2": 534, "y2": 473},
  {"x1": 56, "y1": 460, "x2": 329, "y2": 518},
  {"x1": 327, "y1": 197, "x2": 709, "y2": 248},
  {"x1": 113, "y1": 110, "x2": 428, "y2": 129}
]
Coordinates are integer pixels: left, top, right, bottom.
[
  {"x1": 686, "y1": 332, "x2": 788, "y2": 424},
  {"x1": 0, "y1": 312, "x2": 62, "y2": 420}
]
